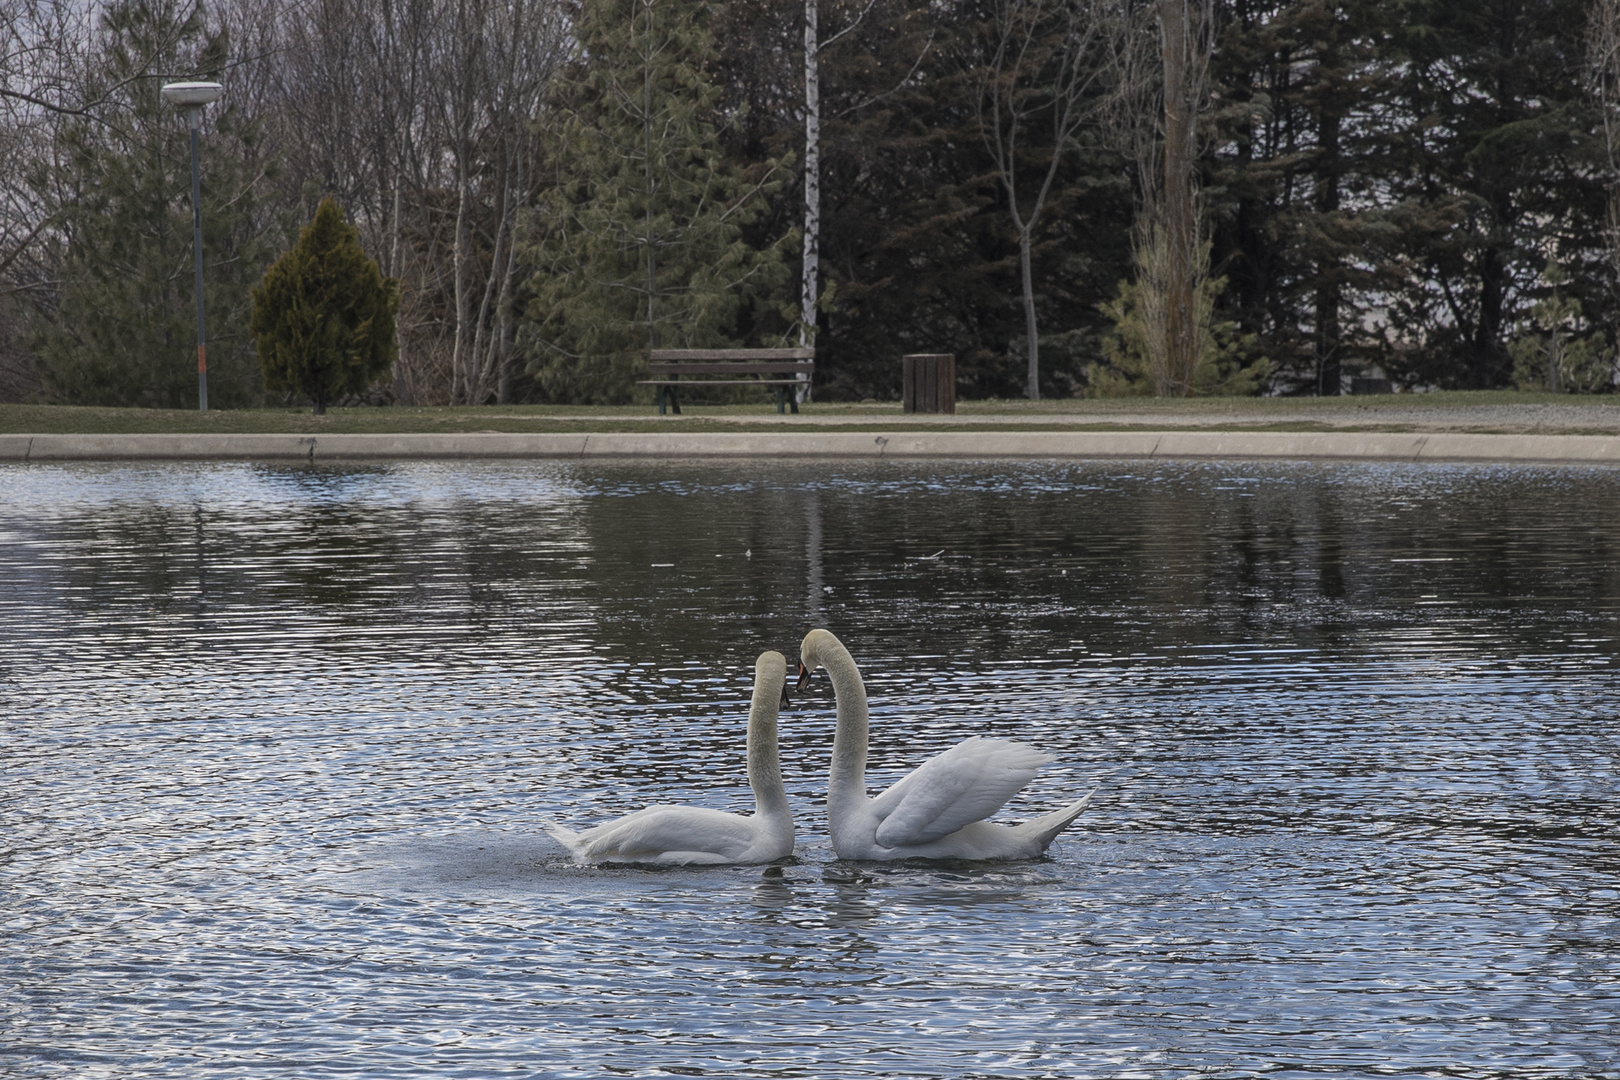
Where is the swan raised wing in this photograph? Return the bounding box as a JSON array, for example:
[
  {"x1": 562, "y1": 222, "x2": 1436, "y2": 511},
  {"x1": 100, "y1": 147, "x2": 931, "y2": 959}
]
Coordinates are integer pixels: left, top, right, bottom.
[
  {"x1": 800, "y1": 628, "x2": 1094, "y2": 861},
  {"x1": 868, "y1": 736, "x2": 1052, "y2": 848}
]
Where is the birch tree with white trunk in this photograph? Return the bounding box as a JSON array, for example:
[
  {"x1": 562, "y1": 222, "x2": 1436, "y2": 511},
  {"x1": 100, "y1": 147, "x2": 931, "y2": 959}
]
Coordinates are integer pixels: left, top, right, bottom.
[{"x1": 799, "y1": 0, "x2": 874, "y2": 403}]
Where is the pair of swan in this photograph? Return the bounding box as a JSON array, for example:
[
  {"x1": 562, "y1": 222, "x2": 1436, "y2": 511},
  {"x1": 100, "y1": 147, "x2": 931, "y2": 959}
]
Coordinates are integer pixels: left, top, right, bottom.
[{"x1": 546, "y1": 629, "x2": 1094, "y2": 865}]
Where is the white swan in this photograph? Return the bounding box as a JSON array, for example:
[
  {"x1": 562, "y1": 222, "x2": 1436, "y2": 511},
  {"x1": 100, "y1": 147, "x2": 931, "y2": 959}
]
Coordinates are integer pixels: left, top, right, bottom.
[
  {"x1": 546, "y1": 651, "x2": 795, "y2": 865},
  {"x1": 798, "y1": 628, "x2": 1094, "y2": 861}
]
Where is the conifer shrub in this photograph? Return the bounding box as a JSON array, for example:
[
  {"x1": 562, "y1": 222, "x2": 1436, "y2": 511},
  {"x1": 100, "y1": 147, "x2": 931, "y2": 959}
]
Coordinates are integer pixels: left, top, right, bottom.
[{"x1": 251, "y1": 197, "x2": 399, "y2": 413}]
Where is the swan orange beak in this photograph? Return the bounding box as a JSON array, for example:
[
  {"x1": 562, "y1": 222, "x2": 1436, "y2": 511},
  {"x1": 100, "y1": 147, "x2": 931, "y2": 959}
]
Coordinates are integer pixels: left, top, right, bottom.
[{"x1": 795, "y1": 662, "x2": 814, "y2": 694}]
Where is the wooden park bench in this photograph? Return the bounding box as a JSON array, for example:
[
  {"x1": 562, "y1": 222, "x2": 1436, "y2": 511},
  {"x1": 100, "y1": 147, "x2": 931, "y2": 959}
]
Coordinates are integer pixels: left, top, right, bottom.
[{"x1": 639, "y1": 348, "x2": 815, "y2": 415}]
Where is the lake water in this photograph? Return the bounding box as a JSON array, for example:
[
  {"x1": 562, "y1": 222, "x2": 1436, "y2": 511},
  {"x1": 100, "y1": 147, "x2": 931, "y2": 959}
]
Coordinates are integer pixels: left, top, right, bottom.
[{"x1": 2, "y1": 458, "x2": 1617, "y2": 1079}]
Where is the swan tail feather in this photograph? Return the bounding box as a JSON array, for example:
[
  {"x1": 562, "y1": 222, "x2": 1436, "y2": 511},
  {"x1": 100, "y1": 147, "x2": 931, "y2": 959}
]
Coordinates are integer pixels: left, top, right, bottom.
[
  {"x1": 1016, "y1": 788, "x2": 1097, "y2": 852},
  {"x1": 545, "y1": 823, "x2": 589, "y2": 859}
]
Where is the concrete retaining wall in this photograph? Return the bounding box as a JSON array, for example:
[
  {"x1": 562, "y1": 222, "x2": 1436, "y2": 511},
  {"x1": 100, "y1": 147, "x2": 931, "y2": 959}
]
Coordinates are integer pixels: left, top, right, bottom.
[{"x1": 4, "y1": 430, "x2": 1620, "y2": 463}]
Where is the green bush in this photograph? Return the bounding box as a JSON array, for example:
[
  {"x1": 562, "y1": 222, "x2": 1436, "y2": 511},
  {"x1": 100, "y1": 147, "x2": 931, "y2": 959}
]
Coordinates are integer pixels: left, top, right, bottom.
[{"x1": 251, "y1": 197, "x2": 398, "y2": 413}]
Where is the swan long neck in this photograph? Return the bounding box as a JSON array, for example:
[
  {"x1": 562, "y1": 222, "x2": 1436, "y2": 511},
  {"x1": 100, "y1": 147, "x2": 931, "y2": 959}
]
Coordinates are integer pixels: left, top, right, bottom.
[
  {"x1": 814, "y1": 635, "x2": 869, "y2": 813},
  {"x1": 746, "y1": 654, "x2": 791, "y2": 824}
]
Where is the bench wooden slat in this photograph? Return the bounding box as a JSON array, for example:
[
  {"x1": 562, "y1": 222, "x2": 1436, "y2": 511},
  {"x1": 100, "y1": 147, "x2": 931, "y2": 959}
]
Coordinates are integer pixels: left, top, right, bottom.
[
  {"x1": 650, "y1": 348, "x2": 814, "y2": 361},
  {"x1": 638, "y1": 379, "x2": 805, "y2": 386},
  {"x1": 646, "y1": 362, "x2": 814, "y2": 375}
]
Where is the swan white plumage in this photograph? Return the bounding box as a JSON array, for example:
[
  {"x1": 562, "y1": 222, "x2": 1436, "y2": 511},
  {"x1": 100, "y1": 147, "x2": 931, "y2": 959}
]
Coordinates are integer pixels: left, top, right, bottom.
[
  {"x1": 546, "y1": 651, "x2": 794, "y2": 865},
  {"x1": 798, "y1": 628, "x2": 1094, "y2": 861}
]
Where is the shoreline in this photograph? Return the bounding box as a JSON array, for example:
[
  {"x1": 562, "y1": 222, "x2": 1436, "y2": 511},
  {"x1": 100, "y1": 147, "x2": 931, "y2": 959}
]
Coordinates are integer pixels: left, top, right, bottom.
[{"x1": 6, "y1": 430, "x2": 1620, "y2": 463}]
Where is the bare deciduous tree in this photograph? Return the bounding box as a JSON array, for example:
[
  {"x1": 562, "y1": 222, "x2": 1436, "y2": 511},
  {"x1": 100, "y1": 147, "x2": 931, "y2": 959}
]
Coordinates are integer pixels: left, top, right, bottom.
[
  {"x1": 238, "y1": 0, "x2": 562, "y2": 405},
  {"x1": 443, "y1": 0, "x2": 559, "y2": 404},
  {"x1": 978, "y1": 0, "x2": 1116, "y2": 399},
  {"x1": 2, "y1": 0, "x2": 116, "y2": 290}
]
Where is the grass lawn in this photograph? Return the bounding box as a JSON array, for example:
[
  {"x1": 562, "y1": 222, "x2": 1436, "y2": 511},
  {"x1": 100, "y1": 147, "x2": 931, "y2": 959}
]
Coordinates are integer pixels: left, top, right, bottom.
[{"x1": 3, "y1": 391, "x2": 1618, "y2": 435}]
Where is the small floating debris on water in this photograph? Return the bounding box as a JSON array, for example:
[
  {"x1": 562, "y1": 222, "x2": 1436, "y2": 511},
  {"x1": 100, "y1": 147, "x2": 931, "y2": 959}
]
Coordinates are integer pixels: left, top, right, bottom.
[
  {"x1": 652, "y1": 563, "x2": 674, "y2": 567},
  {"x1": 908, "y1": 550, "x2": 946, "y2": 561}
]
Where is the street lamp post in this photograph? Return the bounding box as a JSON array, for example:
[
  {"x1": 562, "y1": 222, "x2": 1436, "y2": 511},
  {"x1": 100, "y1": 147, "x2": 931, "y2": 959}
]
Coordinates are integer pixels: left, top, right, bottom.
[{"x1": 161, "y1": 81, "x2": 223, "y2": 412}]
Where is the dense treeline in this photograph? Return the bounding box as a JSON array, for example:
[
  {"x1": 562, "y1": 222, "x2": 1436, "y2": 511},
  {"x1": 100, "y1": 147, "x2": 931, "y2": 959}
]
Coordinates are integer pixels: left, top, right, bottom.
[{"x1": 2, "y1": 0, "x2": 1618, "y2": 405}]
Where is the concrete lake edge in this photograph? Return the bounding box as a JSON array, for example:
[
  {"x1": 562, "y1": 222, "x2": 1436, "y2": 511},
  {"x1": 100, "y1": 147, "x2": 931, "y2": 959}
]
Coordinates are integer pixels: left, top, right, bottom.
[{"x1": 5, "y1": 430, "x2": 1620, "y2": 462}]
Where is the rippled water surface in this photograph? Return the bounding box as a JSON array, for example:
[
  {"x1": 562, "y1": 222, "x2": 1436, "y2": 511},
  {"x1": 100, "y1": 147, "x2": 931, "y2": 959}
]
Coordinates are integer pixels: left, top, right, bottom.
[{"x1": 3, "y1": 458, "x2": 1618, "y2": 1078}]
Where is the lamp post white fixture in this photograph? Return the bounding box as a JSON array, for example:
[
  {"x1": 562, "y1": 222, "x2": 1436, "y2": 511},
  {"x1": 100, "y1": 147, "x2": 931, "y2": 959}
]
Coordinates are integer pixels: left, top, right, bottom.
[{"x1": 161, "y1": 80, "x2": 223, "y2": 411}]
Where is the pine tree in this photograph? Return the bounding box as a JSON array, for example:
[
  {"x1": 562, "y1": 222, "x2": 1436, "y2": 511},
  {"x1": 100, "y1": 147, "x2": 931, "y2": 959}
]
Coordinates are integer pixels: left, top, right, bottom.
[
  {"x1": 1385, "y1": 0, "x2": 1603, "y2": 389},
  {"x1": 28, "y1": 0, "x2": 279, "y2": 409},
  {"x1": 1209, "y1": 0, "x2": 1404, "y2": 395},
  {"x1": 251, "y1": 197, "x2": 399, "y2": 414},
  {"x1": 521, "y1": 0, "x2": 793, "y2": 404}
]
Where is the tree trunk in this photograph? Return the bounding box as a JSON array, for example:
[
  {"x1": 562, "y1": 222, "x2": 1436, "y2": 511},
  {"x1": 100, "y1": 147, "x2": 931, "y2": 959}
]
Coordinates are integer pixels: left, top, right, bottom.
[
  {"x1": 1314, "y1": 107, "x2": 1341, "y2": 396},
  {"x1": 643, "y1": 0, "x2": 659, "y2": 348},
  {"x1": 1020, "y1": 228, "x2": 1039, "y2": 398},
  {"x1": 488, "y1": 217, "x2": 520, "y2": 405},
  {"x1": 478, "y1": 170, "x2": 521, "y2": 405},
  {"x1": 450, "y1": 144, "x2": 472, "y2": 404},
  {"x1": 494, "y1": 141, "x2": 526, "y2": 404},
  {"x1": 799, "y1": 0, "x2": 820, "y2": 403},
  {"x1": 1315, "y1": 280, "x2": 1341, "y2": 396},
  {"x1": 389, "y1": 178, "x2": 414, "y2": 405},
  {"x1": 495, "y1": 270, "x2": 517, "y2": 404},
  {"x1": 1473, "y1": 241, "x2": 1505, "y2": 388},
  {"x1": 444, "y1": 0, "x2": 483, "y2": 406},
  {"x1": 1160, "y1": 0, "x2": 1198, "y2": 396},
  {"x1": 468, "y1": 153, "x2": 508, "y2": 405}
]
